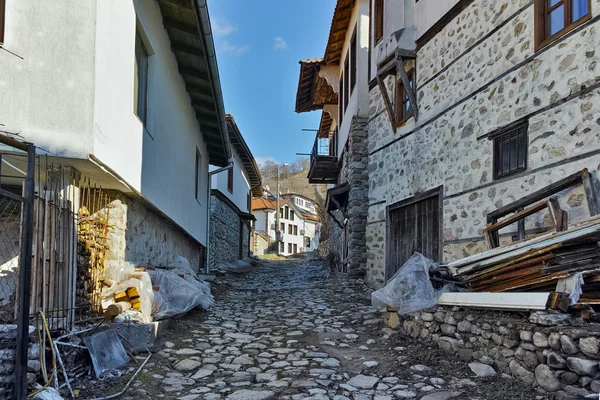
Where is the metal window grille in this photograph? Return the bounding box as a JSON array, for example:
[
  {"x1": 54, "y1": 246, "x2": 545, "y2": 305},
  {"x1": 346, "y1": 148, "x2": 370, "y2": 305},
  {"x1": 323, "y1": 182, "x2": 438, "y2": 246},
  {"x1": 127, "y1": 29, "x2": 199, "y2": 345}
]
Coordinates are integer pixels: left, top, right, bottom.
[{"x1": 493, "y1": 122, "x2": 528, "y2": 180}]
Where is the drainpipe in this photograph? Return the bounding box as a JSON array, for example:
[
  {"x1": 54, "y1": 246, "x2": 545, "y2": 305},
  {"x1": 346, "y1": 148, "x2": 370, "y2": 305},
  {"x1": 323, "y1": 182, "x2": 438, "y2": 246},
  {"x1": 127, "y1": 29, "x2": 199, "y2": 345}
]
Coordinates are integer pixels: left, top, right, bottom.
[{"x1": 206, "y1": 162, "x2": 234, "y2": 273}]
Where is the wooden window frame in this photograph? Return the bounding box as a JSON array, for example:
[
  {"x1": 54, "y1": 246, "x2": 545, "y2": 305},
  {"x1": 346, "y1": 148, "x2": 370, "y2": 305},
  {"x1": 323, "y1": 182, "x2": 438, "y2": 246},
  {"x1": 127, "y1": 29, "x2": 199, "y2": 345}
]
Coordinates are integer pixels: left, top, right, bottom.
[
  {"x1": 338, "y1": 74, "x2": 344, "y2": 126},
  {"x1": 350, "y1": 27, "x2": 357, "y2": 94},
  {"x1": 290, "y1": 210, "x2": 295, "y2": 221},
  {"x1": 288, "y1": 243, "x2": 293, "y2": 254},
  {"x1": 227, "y1": 167, "x2": 234, "y2": 193},
  {"x1": 0, "y1": 0, "x2": 6, "y2": 45},
  {"x1": 534, "y1": 0, "x2": 592, "y2": 51},
  {"x1": 343, "y1": 54, "x2": 350, "y2": 112},
  {"x1": 492, "y1": 121, "x2": 529, "y2": 180},
  {"x1": 195, "y1": 148, "x2": 202, "y2": 202},
  {"x1": 374, "y1": 0, "x2": 384, "y2": 43},
  {"x1": 395, "y1": 68, "x2": 415, "y2": 126},
  {"x1": 293, "y1": 244, "x2": 298, "y2": 254},
  {"x1": 293, "y1": 225, "x2": 298, "y2": 236},
  {"x1": 134, "y1": 30, "x2": 149, "y2": 125},
  {"x1": 285, "y1": 206, "x2": 289, "y2": 220},
  {"x1": 280, "y1": 222, "x2": 285, "y2": 232}
]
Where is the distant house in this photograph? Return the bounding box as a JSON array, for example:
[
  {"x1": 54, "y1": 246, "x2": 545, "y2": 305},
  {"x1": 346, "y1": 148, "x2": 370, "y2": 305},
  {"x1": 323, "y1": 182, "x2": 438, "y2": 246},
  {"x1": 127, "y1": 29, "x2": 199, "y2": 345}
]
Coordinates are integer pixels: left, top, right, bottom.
[
  {"x1": 209, "y1": 115, "x2": 262, "y2": 267},
  {"x1": 252, "y1": 194, "x2": 320, "y2": 256}
]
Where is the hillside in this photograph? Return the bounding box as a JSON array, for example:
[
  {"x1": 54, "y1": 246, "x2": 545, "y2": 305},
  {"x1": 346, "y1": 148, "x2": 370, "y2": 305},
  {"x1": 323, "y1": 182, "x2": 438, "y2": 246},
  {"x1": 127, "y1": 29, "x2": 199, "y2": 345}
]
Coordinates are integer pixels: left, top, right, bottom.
[{"x1": 259, "y1": 158, "x2": 328, "y2": 205}]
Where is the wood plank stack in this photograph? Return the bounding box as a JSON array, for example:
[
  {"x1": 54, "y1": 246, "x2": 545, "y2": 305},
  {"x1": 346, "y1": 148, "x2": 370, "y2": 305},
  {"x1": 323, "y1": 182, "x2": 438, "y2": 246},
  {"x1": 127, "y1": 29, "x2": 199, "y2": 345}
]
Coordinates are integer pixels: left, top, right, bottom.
[{"x1": 448, "y1": 216, "x2": 600, "y2": 305}]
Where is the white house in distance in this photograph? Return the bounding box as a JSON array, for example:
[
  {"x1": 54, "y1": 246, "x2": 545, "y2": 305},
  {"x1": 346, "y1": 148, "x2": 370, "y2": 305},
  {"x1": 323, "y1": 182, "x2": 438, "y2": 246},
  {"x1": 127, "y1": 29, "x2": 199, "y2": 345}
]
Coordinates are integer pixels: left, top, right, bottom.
[
  {"x1": 209, "y1": 115, "x2": 262, "y2": 267},
  {"x1": 252, "y1": 193, "x2": 320, "y2": 256},
  {"x1": 0, "y1": 0, "x2": 231, "y2": 271}
]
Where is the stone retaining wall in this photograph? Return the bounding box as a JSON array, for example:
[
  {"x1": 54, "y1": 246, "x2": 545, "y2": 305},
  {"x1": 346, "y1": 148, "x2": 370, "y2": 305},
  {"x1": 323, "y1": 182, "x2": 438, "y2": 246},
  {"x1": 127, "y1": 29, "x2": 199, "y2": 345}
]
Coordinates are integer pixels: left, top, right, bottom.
[
  {"x1": 210, "y1": 194, "x2": 247, "y2": 267},
  {"x1": 397, "y1": 306, "x2": 600, "y2": 397},
  {"x1": 253, "y1": 231, "x2": 269, "y2": 256}
]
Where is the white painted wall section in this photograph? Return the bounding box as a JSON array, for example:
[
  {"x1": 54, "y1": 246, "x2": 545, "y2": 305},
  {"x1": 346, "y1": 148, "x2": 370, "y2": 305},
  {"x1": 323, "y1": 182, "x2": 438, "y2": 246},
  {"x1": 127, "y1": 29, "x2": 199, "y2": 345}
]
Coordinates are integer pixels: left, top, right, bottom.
[{"x1": 211, "y1": 150, "x2": 251, "y2": 213}]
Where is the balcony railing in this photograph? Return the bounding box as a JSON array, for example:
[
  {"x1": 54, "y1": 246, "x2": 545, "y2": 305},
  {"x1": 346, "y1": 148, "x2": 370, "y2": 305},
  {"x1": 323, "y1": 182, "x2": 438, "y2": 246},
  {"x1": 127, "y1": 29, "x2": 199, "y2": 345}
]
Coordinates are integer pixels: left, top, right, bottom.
[{"x1": 308, "y1": 131, "x2": 340, "y2": 184}]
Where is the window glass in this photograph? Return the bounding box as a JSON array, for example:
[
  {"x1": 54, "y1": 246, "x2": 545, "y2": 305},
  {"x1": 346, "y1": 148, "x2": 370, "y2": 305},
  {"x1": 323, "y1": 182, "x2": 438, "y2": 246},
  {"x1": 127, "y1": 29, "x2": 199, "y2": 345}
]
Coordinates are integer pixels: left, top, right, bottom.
[
  {"x1": 572, "y1": 0, "x2": 589, "y2": 21},
  {"x1": 549, "y1": 5, "x2": 565, "y2": 35}
]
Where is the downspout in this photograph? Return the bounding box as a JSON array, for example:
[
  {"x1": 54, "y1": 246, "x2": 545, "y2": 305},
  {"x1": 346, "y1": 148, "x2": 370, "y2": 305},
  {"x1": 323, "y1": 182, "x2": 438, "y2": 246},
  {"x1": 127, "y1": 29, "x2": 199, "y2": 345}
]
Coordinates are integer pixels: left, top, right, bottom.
[{"x1": 206, "y1": 162, "x2": 234, "y2": 273}]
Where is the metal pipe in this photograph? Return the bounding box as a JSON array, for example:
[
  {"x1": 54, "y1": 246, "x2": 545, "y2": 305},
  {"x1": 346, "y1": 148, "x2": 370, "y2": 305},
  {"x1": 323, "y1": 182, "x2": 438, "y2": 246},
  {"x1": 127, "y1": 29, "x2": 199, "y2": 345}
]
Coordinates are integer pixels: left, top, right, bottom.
[{"x1": 205, "y1": 162, "x2": 234, "y2": 273}]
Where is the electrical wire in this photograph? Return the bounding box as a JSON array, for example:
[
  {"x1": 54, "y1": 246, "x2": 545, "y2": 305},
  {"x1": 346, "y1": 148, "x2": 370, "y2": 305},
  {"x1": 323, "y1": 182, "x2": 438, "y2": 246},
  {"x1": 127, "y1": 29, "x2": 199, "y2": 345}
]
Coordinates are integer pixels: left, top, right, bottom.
[{"x1": 28, "y1": 312, "x2": 57, "y2": 398}]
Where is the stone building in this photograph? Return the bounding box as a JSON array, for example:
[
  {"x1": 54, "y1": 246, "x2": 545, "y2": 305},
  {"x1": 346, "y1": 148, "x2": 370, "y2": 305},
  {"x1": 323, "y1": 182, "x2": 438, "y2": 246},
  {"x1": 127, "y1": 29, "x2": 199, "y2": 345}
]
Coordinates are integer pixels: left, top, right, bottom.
[
  {"x1": 296, "y1": 0, "x2": 600, "y2": 286},
  {"x1": 209, "y1": 115, "x2": 262, "y2": 267}
]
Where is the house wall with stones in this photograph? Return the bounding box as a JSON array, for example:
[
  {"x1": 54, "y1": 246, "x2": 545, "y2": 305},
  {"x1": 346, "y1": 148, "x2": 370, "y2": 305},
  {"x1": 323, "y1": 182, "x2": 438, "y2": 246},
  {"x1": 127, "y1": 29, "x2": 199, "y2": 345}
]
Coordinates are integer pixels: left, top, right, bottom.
[
  {"x1": 328, "y1": 116, "x2": 370, "y2": 277},
  {"x1": 398, "y1": 307, "x2": 600, "y2": 396},
  {"x1": 105, "y1": 190, "x2": 205, "y2": 272},
  {"x1": 209, "y1": 194, "x2": 250, "y2": 267},
  {"x1": 365, "y1": 0, "x2": 600, "y2": 287},
  {"x1": 253, "y1": 231, "x2": 269, "y2": 256}
]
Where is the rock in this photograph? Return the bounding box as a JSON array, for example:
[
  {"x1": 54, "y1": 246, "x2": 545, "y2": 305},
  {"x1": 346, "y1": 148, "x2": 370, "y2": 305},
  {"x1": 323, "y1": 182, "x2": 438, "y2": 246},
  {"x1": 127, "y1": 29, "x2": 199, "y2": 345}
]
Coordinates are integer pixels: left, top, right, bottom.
[
  {"x1": 457, "y1": 321, "x2": 471, "y2": 332},
  {"x1": 579, "y1": 337, "x2": 599, "y2": 356},
  {"x1": 561, "y1": 371, "x2": 580, "y2": 385},
  {"x1": 346, "y1": 375, "x2": 379, "y2": 389},
  {"x1": 256, "y1": 373, "x2": 277, "y2": 383},
  {"x1": 419, "y1": 392, "x2": 462, "y2": 400},
  {"x1": 233, "y1": 355, "x2": 254, "y2": 365},
  {"x1": 226, "y1": 390, "x2": 276, "y2": 400},
  {"x1": 306, "y1": 352, "x2": 329, "y2": 358},
  {"x1": 174, "y1": 359, "x2": 202, "y2": 372},
  {"x1": 321, "y1": 358, "x2": 340, "y2": 367},
  {"x1": 363, "y1": 361, "x2": 379, "y2": 368},
  {"x1": 520, "y1": 331, "x2": 533, "y2": 342},
  {"x1": 567, "y1": 357, "x2": 598, "y2": 376},
  {"x1": 546, "y1": 351, "x2": 567, "y2": 369},
  {"x1": 580, "y1": 376, "x2": 592, "y2": 387},
  {"x1": 421, "y1": 313, "x2": 434, "y2": 322},
  {"x1": 509, "y1": 360, "x2": 535, "y2": 385},
  {"x1": 533, "y1": 332, "x2": 548, "y2": 348},
  {"x1": 191, "y1": 368, "x2": 215, "y2": 379},
  {"x1": 438, "y1": 337, "x2": 458, "y2": 353},
  {"x1": 394, "y1": 389, "x2": 417, "y2": 398},
  {"x1": 522, "y1": 351, "x2": 540, "y2": 368},
  {"x1": 440, "y1": 324, "x2": 456, "y2": 335},
  {"x1": 468, "y1": 362, "x2": 496, "y2": 377},
  {"x1": 410, "y1": 364, "x2": 431, "y2": 372},
  {"x1": 560, "y1": 335, "x2": 578, "y2": 354},
  {"x1": 535, "y1": 364, "x2": 561, "y2": 392},
  {"x1": 530, "y1": 312, "x2": 570, "y2": 326},
  {"x1": 590, "y1": 379, "x2": 600, "y2": 392},
  {"x1": 548, "y1": 332, "x2": 561, "y2": 350},
  {"x1": 564, "y1": 385, "x2": 592, "y2": 397}
]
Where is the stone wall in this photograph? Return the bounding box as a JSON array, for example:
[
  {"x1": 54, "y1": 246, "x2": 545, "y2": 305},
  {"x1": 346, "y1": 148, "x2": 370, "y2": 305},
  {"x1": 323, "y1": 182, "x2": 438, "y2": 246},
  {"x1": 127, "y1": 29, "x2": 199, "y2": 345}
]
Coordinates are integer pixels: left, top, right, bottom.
[
  {"x1": 253, "y1": 231, "x2": 269, "y2": 256},
  {"x1": 397, "y1": 307, "x2": 600, "y2": 397},
  {"x1": 365, "y1": 0, "x2": 600, "y2": 287},
  {"x1": 327, "y1": 116, "x2": 369, "y2": 276},
  {"x1": 105, "y1": 191, "x2": 205, "y2": 272},
  {"x1": 209, "y1": 194, "x2": 247, "y2": 267}
]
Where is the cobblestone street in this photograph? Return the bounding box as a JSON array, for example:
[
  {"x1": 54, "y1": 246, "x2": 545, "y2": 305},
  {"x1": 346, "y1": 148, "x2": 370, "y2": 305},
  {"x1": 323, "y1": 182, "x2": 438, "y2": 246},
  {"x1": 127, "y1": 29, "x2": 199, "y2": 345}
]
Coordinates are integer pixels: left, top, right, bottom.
[{"x1": 84, "y1": 260, "x2": 546, "y2": 400}]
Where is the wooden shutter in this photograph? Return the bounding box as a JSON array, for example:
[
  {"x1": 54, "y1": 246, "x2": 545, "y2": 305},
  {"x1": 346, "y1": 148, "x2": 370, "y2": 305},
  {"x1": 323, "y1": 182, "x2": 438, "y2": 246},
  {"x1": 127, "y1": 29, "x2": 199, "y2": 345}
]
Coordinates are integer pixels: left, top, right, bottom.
[
  {"x1": 375, "y1": 0, "x2": 384, "y2": 42},
  {"x1": 343, "y1": 55, "x2": 350, "y2": 111},
  {"x1": 350, "y1": 28, "x2": 357, "y2": 93},
  {"x1": 0, "y1": 0, "x2": 5, "y2": 44},
  {"x1": 227, "y1": 167, "x2": 234, "y2": 193}
]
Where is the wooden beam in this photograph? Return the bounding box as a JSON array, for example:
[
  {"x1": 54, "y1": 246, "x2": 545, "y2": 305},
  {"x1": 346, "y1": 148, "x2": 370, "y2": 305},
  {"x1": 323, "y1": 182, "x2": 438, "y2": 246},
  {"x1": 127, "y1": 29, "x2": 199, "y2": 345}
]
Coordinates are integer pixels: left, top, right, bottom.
[
  {"x1": 377, "y1": 75, "x2": 397, "y2": 133},
  {"x1": 582, "y1": 170, "x2": 600, "y2": 216},
  {"x1": 172, "y1": 43, "x2": 205, "y2": 57},
  {"x1": 162, "y1": 18, "x2": 198, "y2": 36},
  {"x1": 395, "y1": 49, "x2": 419, "y2": 121},
  {"x1": 179, "y1": 66, "x2": 209, "y2": 80}
]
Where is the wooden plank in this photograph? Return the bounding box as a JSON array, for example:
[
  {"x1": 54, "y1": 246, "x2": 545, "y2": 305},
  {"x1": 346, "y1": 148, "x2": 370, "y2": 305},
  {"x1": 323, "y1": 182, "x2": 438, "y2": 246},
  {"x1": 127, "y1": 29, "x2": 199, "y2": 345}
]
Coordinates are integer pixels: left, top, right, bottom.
[
  {"x1": 395, "y1": 50, "x2": 419, "y2": 120},
  {"x1": 487, "y1": 169, "x2": 589, "y2": 223},
  {"x1": 377, "y1": 76, "x2": 397, "y2": 133},
  {"x1": 582, "y1": 170, "x2": 599, "y2": 216}
]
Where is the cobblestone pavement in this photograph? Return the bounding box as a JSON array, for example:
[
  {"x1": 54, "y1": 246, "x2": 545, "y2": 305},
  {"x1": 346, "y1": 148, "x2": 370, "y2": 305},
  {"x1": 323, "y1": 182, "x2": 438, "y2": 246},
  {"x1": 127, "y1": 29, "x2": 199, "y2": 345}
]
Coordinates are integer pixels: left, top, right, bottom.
[{"x1": 85, "y1": 259, "x2": 547, "y2": 400}]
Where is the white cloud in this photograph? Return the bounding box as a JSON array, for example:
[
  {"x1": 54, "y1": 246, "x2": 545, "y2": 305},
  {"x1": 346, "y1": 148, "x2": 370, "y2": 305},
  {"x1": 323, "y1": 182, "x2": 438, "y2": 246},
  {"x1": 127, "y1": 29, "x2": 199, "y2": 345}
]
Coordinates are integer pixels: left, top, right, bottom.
[
  {"x1": 221, "y1": 40, "x2": 250, "y2": 55},
  {"x1": 273, "y1": 37, "x2": 288, "y2": 50},
  {"x1": 212, "y1": 19, "x2": 236, "y2": 37}
]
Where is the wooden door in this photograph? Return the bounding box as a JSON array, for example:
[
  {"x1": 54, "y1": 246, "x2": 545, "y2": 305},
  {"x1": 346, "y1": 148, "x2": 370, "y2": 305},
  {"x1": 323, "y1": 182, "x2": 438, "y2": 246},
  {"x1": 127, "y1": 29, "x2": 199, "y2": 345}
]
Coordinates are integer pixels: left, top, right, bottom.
[{"x1": 386, "y1": 188, "x2": 442, "y2": 280}]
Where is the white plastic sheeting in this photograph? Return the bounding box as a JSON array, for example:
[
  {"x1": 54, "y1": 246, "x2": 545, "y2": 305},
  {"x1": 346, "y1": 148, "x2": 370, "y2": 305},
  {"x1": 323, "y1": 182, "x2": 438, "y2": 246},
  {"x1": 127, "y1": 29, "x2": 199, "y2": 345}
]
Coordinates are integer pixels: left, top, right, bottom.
[
  {"x1": 101, "y1": 261, "x2": 154, "y2": 318},
  {"x1": 149, "y1": 256, "x2": 214, "y2": 320},
  {"x1": 371, "y1": 252, "x2": 451, "y2": 315}
]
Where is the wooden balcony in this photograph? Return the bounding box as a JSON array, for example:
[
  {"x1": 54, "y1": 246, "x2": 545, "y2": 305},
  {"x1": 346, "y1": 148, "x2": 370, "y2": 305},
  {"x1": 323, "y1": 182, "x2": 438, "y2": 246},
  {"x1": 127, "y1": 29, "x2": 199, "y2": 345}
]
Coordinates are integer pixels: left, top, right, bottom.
[{"x1": 307, "y1": 136, "x2": 340, "y2": 184}]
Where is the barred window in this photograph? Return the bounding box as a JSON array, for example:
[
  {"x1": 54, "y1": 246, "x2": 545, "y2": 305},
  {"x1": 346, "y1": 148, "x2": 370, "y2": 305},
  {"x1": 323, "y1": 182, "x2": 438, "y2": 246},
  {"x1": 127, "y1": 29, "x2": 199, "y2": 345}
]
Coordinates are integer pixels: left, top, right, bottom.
[{"x1": 493, "y1": 122, "x2": 528, "y2": 180}]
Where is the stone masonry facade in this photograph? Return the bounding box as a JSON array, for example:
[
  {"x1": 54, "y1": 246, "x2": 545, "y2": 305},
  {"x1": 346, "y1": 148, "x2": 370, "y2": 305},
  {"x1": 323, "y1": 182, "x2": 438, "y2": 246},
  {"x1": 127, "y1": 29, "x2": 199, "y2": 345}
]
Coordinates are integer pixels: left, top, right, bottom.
[
  {"x1": 328, "y1": 116, "x2": 369, "y2": 277},
  {"x1": 365, "y1": 0, "x2": 600, "y2": 287},
  {"x1": 105, "y1": 190, "x2": 205, "y2": 272},
  {"x1": 209, "y1": 193, "x2": 249, "y2": 268},
  {"x1": 399, "y1": 307, "x2": 600, "y2": 396}
]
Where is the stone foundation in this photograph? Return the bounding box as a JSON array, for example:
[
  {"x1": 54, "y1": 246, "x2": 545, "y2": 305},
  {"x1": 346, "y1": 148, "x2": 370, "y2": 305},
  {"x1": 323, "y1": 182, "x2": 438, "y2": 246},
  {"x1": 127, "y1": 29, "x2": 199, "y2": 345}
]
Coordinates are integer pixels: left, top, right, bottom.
[
  {"x1": 209, "y1": 193, "x2": 250, "y2": 268},
  {"x1": 252, "y1": 231, "x2": 269, "y2": 256},
  {"x1": 105, "y1": 190, "x2": 205, "y2": 272},
  {"x1": 397, "y1": 306, "x2": 600, "y2": 397}
]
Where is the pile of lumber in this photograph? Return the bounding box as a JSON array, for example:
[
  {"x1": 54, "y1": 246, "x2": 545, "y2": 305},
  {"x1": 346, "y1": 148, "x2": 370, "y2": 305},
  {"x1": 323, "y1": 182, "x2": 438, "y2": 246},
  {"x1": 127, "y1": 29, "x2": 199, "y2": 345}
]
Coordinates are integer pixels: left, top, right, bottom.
[
  {"x1": 448, "y1": 215, "x2": 600, "y2": 304},
  {"x1": 104, "y1": 287, "x2": 141, "y2": 318}
]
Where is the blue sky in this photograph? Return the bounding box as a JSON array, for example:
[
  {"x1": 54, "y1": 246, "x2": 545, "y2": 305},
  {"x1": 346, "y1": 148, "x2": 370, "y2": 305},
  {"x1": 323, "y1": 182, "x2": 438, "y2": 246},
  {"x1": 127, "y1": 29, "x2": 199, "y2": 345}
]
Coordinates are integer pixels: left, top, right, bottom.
[{"x1": 207, "y1": 0, "x2": 337, "y2": 166}]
